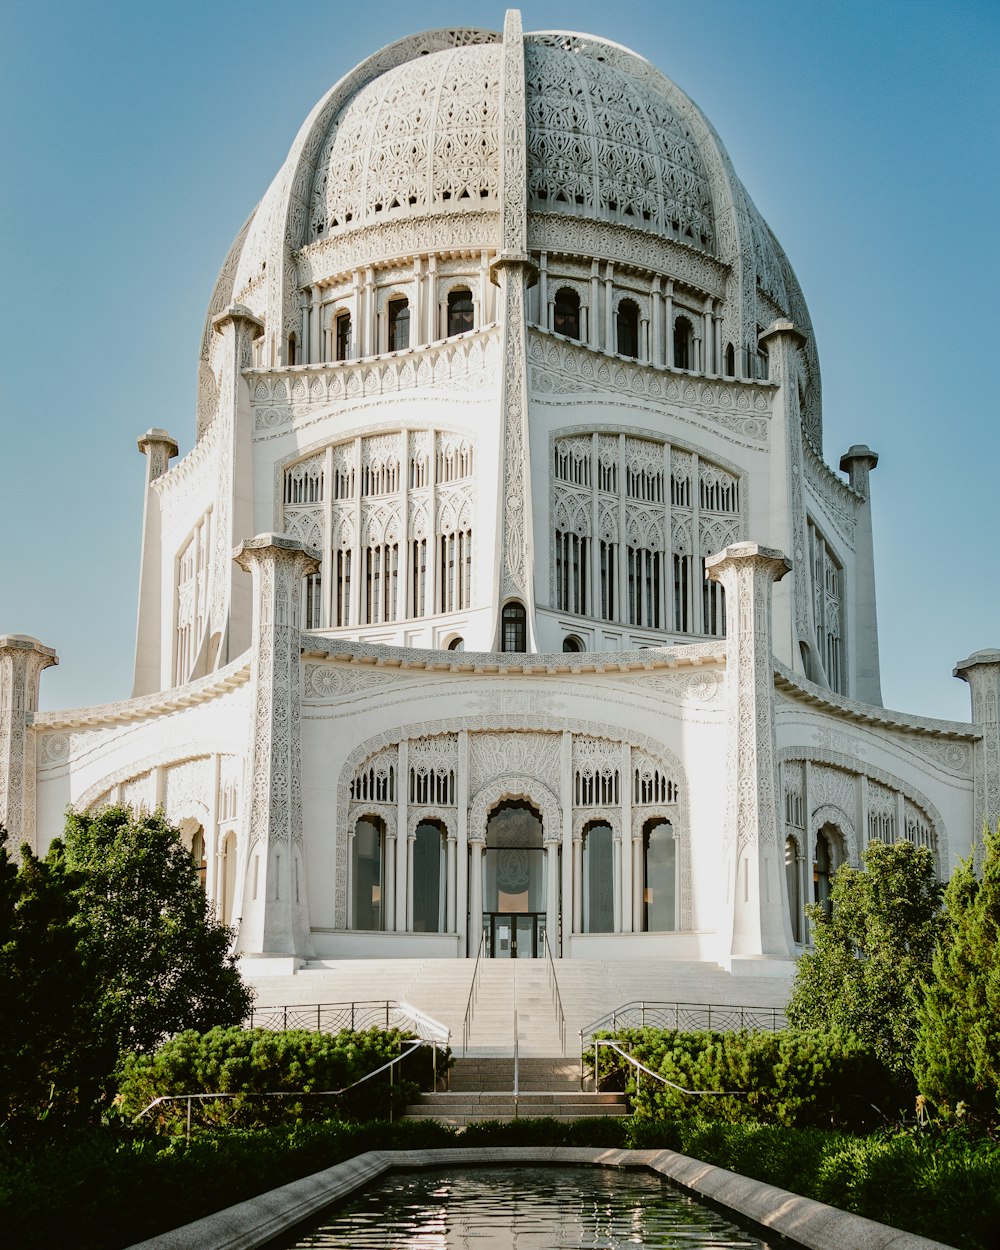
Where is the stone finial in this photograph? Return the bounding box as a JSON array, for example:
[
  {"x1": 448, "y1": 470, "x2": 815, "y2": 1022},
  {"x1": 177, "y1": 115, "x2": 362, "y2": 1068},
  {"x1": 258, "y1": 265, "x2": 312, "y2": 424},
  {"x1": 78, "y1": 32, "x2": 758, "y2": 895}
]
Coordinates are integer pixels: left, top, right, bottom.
[
  {"x1": 839, "y1": 444, "x2": 879, "y2": 498},
  {"x1": 0, "y1": 635, "x2": 58, "y2": 853},
  {"x1": 137, "y1": 428, "x2": 179, "y2": 483}
]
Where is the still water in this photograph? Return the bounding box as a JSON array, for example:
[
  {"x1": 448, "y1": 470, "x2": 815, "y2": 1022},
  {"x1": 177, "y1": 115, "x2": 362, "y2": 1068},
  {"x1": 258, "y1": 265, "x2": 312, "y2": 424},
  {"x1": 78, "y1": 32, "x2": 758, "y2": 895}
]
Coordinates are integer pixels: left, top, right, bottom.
[{"x1": 280, "y1": 1165, "x2": 784, "y2": 1249}]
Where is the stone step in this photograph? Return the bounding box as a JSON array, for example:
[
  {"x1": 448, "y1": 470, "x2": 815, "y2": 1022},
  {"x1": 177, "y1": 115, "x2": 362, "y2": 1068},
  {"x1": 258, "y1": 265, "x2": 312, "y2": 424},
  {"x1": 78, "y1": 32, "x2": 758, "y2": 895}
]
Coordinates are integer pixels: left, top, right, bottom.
[{"x1": 404, "y1": 1090, "x2": 627, "y2": 1124}]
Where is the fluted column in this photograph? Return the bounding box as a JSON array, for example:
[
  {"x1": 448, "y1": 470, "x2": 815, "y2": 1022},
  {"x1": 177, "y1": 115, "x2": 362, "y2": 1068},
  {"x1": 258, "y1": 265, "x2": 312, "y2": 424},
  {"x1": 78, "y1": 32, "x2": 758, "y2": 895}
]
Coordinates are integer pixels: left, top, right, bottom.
[
  {"x1": 705, "y1": 542, "x2": 795, "y2": 968},
  {"x1": 955, "y1": 649, "x2": 1000, "y2": 864},
  {"x1": 232, "y1": 534, "x2": 320, "y2": 960},
  {"x1": 0, "y1": 635, "x2": 58, "y2": 855}
]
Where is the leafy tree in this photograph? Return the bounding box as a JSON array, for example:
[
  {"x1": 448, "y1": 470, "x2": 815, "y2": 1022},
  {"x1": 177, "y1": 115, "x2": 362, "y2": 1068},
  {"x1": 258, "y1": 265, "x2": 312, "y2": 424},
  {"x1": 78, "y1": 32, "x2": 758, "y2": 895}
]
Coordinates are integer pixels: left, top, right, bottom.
[
  {"x1": 0, "y1": 833, "x2": 112, "y2": 1131},
  {"x1": 786, "y1": 841, "x2": 944, "y2": 1077},
  {"x1": 54, "y1": 806, "x2": 253, "y2": 1058},
  {"x1": 913, "y1": 826, "x2": 1000, "y2": 1124},
  {"x1": 0, "y1": 807, "x2": 253, "y2": 1133}
]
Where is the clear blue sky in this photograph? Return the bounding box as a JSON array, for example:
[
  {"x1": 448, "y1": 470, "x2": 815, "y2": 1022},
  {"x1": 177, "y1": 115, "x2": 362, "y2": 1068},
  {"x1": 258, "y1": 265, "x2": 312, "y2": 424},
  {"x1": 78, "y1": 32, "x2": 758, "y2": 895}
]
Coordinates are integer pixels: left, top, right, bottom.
[{"x1": 2, "y1": 1, "x2": 997, "y2": 720}]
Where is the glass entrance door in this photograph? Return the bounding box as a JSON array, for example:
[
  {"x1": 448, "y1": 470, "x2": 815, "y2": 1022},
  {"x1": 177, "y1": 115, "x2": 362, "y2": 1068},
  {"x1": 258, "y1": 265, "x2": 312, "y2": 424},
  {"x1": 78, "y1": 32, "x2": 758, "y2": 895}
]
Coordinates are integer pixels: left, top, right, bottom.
[{"x1": 486, "y1": 912, "x2": 545, "y2": 958}]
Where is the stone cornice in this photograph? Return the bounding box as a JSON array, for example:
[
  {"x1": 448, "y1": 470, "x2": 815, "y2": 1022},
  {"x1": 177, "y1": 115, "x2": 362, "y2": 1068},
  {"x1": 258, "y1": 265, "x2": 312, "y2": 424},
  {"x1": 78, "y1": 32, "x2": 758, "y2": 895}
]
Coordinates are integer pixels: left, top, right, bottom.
[
  {"x1": 802, "y1": 436, "x2": 863, "y2": 508},
  {"x1": 528, "y1": 212, "x2": 728, "y2": 298},
  {"x1": 31, "y1": 657, "x2": 251, "y2": 731},
  {"x1": 300, "y1": 636, "x2": 724, "y2": 676},
  {"x1": 774, "y1": 661, "x2": 976, "y2": 740}
]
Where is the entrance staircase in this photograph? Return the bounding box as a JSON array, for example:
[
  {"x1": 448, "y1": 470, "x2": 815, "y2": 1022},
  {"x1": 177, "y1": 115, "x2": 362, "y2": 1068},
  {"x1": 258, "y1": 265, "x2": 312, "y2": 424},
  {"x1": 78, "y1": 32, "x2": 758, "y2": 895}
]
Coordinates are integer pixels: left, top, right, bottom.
[{"x1": 404, "y1": 1056, "x2": 626, "y2": 1126}]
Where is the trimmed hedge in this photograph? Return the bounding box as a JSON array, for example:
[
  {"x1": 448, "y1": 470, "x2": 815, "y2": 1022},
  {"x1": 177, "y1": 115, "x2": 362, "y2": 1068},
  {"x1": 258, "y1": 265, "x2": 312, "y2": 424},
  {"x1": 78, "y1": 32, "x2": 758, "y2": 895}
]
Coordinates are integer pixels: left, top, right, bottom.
[
  {"x1": 595, "y1": 1026, "x2": 909, "y2": 1129},
  {"x1": 2, "y1": 1116, "x2": 998, "y2": 1250},
  {"x1": 117, "y1": 1026, "x2": 445, "y2": 1131}
]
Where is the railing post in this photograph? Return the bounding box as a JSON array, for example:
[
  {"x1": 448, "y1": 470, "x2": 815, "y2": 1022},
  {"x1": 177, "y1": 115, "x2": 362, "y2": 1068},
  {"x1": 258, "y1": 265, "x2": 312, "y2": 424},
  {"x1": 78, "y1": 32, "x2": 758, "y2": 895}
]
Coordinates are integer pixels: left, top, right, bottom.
[
  {"x1": 283, "y1": 1005, "x2": 288, "y2": 1030},
  {"x1": 707, "y1": 1004, "x2": 712, "y2": 1031},
  {"x1": 595, "y1": 1040, "x2": 600, "y2": 1092},
  {"x1": 386, "y1": 1001, "x2": 390, "y2": 1028},
  {"x1": 317, "y1": 1004, "x2": 321, "y2": 1032},
  {"x1": 351, "y1": 1002, "x2": 355, "y2": 1031},
  {"x1": 186, "y1": 1096, "x2": 192, "y2": 1145}
]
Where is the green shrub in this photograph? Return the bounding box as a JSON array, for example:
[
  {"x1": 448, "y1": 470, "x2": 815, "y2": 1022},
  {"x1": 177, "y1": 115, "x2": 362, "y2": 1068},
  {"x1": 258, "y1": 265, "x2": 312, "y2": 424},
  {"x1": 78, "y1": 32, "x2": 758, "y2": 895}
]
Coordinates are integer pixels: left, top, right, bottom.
[
  {"x1": 117, "y1": 1026, "x2": 445, "y2": 1132},
  {"x1": 595, "y1": 1027, "x2": 907, "y2": 1128}
]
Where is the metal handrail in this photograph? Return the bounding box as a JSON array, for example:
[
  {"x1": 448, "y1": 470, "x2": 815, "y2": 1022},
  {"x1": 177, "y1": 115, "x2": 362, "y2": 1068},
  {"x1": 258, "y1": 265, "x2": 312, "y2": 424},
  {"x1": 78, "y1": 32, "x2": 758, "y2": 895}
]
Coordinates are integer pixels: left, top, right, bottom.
[
  {"x1": 462, "y1": 927, "x2": 487, "y2": 1056},
  {"x1": 542, "y1": 932, "x2": 566, "y2": 1056},
  {"x1": 513, "y1": 1008, "x2": 519, "y2": 1118},
  {"x1": 246, "y1": 998, "x2": 449, "y2": 1044},
  {"x1": 581, "y1": 1000, "x2": 786, "y2": 1049},
  {"x1": 592, "y1": 1039, "x2": 744, "y2": 1099},
  {"x1": 134, "y1": 1037, "x2": 440, "y2": 1142}
]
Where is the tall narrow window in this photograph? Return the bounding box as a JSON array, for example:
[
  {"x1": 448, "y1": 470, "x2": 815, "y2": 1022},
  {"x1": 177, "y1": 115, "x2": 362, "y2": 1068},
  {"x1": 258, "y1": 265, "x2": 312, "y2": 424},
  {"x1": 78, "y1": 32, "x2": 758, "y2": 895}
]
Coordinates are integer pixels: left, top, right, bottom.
[
  {"x1": 555, "y1": 530, "x2": 589, "y2": 615},
  {"x1": 627, "y1": 547, "x2": 661, "y2": 629},
  {"x1": 410, "y1": 537, "x2": 428, "y2": 618},
  {"x1": 412, "y1": 821, "x2": 446, "y2": 933},
  {"x1": 439, "y1": 529, "x2": 472, "y2": 613},
  {"x1": 673, "y1": 316, "x2": 693, "y2": 370},
  {"x1": 335, "y1": 549, "x2": 352, "y2": 627},
  {"x1": 583, "y1": 822, "x2": 614, "y2": 933},
  {"x1": 599, "y1": 540, "x2": 616, "y2": 620},
  {"x1": 673, "y1": 553, "x2": 691, "y2": 632},
  {"x1": 365, "y1": 543, "x2": 399, "y2": 624},
  {"x1": 553, "y1": 288, "x2": 581, "y2": 340},
  {"x1": 335, "y1": 312, "x2": 351, "y2": 361},
  {"x1": 501, "y1": 601, "x2": 527, "y2": 652},
  {"x1": 447, "y1": 288, "x2": 474, "y2": 337},
  {"x1": 287, "y1": 334, "x2": 297, "y2": 366},
  {"x1": 785, "y1": 836, "x2": 802, "y2": 943},
  {"x1": 702, "y1": 575, "x2": 726, "y2": 637},
  {"x1": 352, "y1": 816, "x2": 385, "y2": 930},
  {"x1": 616, "y1": 299, "x2": 639, "y2": 358},
  {"x1": 388, "y1": 298, "x2": 410, "y2": 352},
  {"x1": 724, "y1": 342, "x2": 735, "y2": 377},
  {"x1": 642, "y1": 819, "x2": 676, "y2": 931},
  {"x1": 303, "y1": 573, "x2": 323, "y2": 629}
]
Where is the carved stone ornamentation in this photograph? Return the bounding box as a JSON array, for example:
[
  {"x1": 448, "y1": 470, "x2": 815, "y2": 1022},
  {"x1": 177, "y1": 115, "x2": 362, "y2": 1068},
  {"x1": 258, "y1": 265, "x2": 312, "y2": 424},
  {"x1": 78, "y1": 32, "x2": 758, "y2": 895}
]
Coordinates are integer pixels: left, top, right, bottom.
[{"x1": 0, "y1": 636, "x2": 58, "y2": 855}]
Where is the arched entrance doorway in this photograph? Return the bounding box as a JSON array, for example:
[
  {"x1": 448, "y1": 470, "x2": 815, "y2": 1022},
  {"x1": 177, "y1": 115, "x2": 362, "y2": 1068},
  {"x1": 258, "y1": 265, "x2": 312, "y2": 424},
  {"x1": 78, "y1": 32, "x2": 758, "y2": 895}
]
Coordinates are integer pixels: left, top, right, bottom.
[{"x1": 483, "y1": 800, "x2": 545, "y2": 958}]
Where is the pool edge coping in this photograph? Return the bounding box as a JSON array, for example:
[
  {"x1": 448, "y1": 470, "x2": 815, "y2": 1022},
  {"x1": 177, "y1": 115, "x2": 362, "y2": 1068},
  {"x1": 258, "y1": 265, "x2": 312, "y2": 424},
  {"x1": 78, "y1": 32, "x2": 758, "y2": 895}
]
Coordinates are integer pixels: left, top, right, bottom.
[{"x1": 124, "y1": 1145, "x2": 956, "y2": 1250}]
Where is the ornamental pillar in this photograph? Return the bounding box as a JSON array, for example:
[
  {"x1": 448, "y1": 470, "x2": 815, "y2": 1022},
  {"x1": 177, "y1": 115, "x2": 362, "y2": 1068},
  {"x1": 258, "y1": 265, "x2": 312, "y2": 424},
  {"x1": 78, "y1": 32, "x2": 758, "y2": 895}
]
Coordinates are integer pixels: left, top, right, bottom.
[
  {"x1": 0, "y1": 635, "x2": 58, "y2": 855},
  {"x1": 840, "y1": 445, "x2": 882, "y2": 705},
  {"x1": 955, "y1": 649, "x2": 1000, "y2": 864},
  {"x1": 705, "y1": 543, "x2": 795, "y2": 969},
  {"x1": 133, "y1": 428, "x2": 178, "y2": 696},
  {"x1": 232, "y1": 534, "x2": 320, "y2": 962}
]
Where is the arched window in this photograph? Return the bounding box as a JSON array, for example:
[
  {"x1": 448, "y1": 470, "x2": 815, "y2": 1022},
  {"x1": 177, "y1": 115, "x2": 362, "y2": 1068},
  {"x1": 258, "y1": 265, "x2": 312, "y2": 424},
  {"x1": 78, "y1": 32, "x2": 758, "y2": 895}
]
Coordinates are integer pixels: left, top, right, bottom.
[
  {"x1": 447, "y1": 288, "x2": 474, "y2": 337},
  {"x1": 724, "y1": 342, "x2": 735, "y2": 377},
  {"x1": 501, "y1": 601, "x2": 527, "y2": 652},
  {"x1": 352, "y1": 815, "x2": 385, "y2": 930},
  {"x1": 287, "y1": 334, "x2": 298, "y2": 366},
  {"x1": 335, "y1": 312, "x2": 352, "y2": 362},
  {"x1": 673, "y1": 316, "x2": 694, "y2": 371},
  {"x1": 583, "y1": 821, "x2": 614, "y2": 933},
  {"x1": 616, "y1": 299, "x2": 639, "y2": 358},
  {"x1": 562, "y1": 635, "x2": 584, "y2": 653},
  {"x1": 641, "y1": 818, "x2": 676, "y2": 931},
  {"x1": 412, "y1": 820, "x2": 446, "y2": 933},
  {"x1": 785, "y1": 835, "x2": 802, "y2": 943},
  {"x1": 388, "y1": 298, "x2": 410, "y2": 352},
  {"x1": 814, "y1": 827, "x2": 840, "y2": 918},
  {"x1": 553, "y1": 288, "x2": 581, "y2": 340},
  {"x1": 447, "y1": 636, "x2": 464, "y2": 651}
]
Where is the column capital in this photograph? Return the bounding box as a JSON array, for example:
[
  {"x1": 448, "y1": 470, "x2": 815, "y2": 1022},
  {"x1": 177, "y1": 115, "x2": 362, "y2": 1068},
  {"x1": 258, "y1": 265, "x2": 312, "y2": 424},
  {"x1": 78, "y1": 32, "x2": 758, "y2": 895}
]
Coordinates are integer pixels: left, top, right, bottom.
[
  {"x1": 233, "y1": 533, "x2": 321, "y2": 577},
  {"x1": 758, "y1": 318, "x2": 807, "y2": 349},
  {"x1": 839, "y1": 444, "x2": 879, "y2": 497},
  {"x1": 705, "y1": 541, "x2": 792, "y2": 585},
  {"x1": 211, "y1": 303, "x2": 264, "y2": 335},
  {"x1": 954, "y1": 649, "x2": 1000, "y2": 686},
  {"x1": 137, "y1": 428, "x2": 179, "y2": 482},
  {"x1": 0, "y1": 635, "x2": 58, "y2": 853},
  {"x1": 0, "y1": 633, "x2": 59, "y2": 670}
]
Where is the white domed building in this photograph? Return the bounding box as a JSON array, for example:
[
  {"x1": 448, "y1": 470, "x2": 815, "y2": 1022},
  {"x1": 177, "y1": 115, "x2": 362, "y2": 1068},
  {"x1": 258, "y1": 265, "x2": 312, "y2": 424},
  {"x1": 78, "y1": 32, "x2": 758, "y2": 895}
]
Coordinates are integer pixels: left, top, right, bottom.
[{"x1": 4, "y1": 13, "x2": 996, "y2": 999}]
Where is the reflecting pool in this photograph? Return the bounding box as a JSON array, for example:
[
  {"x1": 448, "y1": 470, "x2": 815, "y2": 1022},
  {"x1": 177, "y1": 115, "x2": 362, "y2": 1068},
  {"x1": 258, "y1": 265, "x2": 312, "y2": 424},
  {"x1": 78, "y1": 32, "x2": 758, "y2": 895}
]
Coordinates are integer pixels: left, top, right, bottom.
[{"x1": 279, "y1": 1165, "x2": 784, "y2": 1248}]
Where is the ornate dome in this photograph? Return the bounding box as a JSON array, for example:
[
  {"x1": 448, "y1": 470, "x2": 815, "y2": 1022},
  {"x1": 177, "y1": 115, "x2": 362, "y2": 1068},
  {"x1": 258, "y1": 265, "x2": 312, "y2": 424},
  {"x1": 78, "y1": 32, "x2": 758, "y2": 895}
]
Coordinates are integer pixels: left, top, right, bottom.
[{"x1": 303, "y1": 38, "x2": 715, "y2": 255}]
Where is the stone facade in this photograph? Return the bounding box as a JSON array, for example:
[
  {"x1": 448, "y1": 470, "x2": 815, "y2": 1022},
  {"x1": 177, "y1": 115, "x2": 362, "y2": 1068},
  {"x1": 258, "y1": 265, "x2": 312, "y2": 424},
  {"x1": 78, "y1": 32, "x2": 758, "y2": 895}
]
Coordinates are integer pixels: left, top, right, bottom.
[{"x1": 6, "y1": 12, "x2": 994, "y2": 981}]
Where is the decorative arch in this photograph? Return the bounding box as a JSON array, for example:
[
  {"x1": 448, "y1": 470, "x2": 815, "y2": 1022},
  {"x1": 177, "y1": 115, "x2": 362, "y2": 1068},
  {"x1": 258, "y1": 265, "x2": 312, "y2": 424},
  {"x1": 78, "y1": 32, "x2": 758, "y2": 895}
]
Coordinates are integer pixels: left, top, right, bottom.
[
  {"x1": 470, "y1": 776, "x2": 561, "y2": 844},
  {"x1": 778, "y1": 746, "x2": 949, "y2": 872},
  {"x1": 810, "y1": 802, "x2": 857, "y2": 865},
  {"x1": 335, "y1": 716, "x2": 692, "y2": 930}
]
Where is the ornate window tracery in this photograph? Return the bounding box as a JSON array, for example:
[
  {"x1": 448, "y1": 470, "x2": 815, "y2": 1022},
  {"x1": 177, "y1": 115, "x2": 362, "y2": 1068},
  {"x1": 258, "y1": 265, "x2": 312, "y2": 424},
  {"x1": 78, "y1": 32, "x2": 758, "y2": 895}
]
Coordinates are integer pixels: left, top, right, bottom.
[
  {"x1": 282, "y1": 431, "x2": 473, "y2": 631},
  {"x1": 447, "y1": 288, "x2": 475, "y2": 337},
  {"x1": 807, "y1": 520, "x2": 845, "y2": 695},
  {"x1": 552, "y1": 435, "x2": 741, "y2": 637},
  {"x1": 174, "y1": 511, "x2": 212, "y2": 686}
]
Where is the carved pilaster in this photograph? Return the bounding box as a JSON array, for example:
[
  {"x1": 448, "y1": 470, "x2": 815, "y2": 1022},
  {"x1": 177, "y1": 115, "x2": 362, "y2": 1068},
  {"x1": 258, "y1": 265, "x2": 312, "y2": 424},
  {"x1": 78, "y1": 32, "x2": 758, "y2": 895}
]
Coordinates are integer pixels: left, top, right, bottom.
[
  {"x1": 705, "y1": 543, "x2": 795, "y2": 967},
  {"x1": 759, "y1": 320, "x2": 808, "y2": 674},
  {"x1": 840, "y1": 444, "x2": 882, "y2": 706},
  {"x1": 0, "y1": 635, "x2": 58, "y2": 855},
  {"x1": 232, "y1": 535, "x2": 319, "y2": 958},
  {"x1": 954, "y1": 649, "x2": 1000, "y2": 864}
]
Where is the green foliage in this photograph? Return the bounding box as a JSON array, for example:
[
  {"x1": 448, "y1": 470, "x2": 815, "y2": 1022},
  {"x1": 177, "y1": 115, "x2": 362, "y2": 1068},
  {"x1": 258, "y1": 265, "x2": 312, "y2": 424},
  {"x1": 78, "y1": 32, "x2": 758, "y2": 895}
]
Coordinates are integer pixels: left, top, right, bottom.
[
  {"x1": 2, "y1": 1116, "x2": 998, "y2": 1250},
  {"x1": 914, "y1": 826, "x2": 1000, "y2": 1125},
  {"x1": 0, "y1": 835, "x2": 113, "y2": 1130},
  {"x1": 117, "y1": 1026, "x2": 442, "y2": 1130},
  {"x1": 0, "y1": 808, "x2": 252, "y2": 1135},
  {"x1": 57, "y1": 807, "x2": 252, "y2": 1057},
  {"x1": 595, "y1": 1026, "x2": 904, "y2": 1128},
  {"x1": 785, "y1": 840, "x2": 944, "y2": 1074}
]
